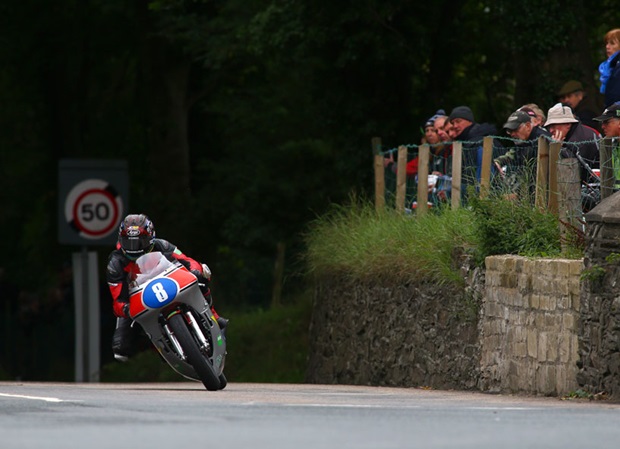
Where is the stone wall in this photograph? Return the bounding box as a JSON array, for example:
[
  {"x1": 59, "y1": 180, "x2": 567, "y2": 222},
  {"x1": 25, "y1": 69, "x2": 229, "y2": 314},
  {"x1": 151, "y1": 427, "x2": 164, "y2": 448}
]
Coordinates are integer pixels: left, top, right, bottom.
[
  {"x1": 576, "y1": 194, "x2": 620, "y2": 399},
  {"x1": 305, "y1": 276, "x2": 482, "y2": 390},
  {"x1": 306, "y1": 219, "x2": 620, "y2": 400},
  {"x1": 479, "y1": 256, "x2": 582, "y2": 396}
]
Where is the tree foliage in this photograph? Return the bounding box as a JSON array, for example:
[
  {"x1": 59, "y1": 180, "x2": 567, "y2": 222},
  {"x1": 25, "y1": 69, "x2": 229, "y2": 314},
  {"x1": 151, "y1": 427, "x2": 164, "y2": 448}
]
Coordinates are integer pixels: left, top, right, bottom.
[{"x1": 0, "y1": 0, "x2": 617, "y2": 308}]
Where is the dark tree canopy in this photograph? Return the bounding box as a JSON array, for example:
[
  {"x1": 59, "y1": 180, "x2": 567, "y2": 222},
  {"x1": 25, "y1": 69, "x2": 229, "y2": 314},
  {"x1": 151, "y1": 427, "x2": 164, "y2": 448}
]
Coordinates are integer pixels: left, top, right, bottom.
[{"x1": 0, "y1": 0, "x2": 618, "y2": 307}]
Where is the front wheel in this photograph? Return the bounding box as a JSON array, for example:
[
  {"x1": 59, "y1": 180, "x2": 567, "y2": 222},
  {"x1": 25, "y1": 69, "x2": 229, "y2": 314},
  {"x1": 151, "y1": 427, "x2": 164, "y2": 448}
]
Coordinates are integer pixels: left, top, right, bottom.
[
  {"x1": 169, "y1": 313, "x2": 220, "y2": 391},
  {"x1": 218, "y1": 373, "x2": 227, "y2": 390}
]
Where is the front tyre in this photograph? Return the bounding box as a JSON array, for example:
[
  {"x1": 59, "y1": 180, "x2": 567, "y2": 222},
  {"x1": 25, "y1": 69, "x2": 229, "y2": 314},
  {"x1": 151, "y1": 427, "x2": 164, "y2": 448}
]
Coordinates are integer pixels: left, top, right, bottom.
[
  {"x1": 169, "y1": 314, "x2": 220, "y2": 391},
  {"x1": 218, "y1": 373, "x2": 227, "y2": 390}
]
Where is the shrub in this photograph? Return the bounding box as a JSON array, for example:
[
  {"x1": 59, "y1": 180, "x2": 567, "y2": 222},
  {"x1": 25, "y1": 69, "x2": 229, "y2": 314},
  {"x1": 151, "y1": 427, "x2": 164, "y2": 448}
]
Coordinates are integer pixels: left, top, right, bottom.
[{"x1": 468, "y1": 194, "x2": 563, "y2": 263}]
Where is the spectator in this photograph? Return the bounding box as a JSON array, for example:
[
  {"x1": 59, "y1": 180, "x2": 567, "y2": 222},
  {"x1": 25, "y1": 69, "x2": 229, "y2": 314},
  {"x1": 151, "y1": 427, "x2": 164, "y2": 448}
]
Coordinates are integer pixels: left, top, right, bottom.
[
  {"x1": 594, "y1": 102, "x2": 620, "y2": 185},
  {"x1": 544, "y1": 103, "x2": 600, "y2": 183},
  {"x1": 557, "y1": 80, "x2": 601, "y2": 131},
  {"x1": 594, "y1": 102, "x2": 620, "y2": 138},
  {"x1": 430, "y1": 114, "x2": 452, "y2": 177},
  {"x1": 599, "y1": 29, "x2": 620, "y2": 107},
  {"x1": 425, "y1": 113, "x2": 452, "y2": 204},
  {"x1": 497, "y1": 109, "x2": 552, "y2": 170},
  {"x1": 448, "y1": 105, "x2": 499, "y2": 189},
  {"x1": 495, "y1": 110, "x2": 552, "y2": 200},
  {"x1": 518, "y1": 104, "x2": 546, "y2": 128},
  {"x1": 384, "y1": 109, "x2": 446, "y2": 178},
  {"x1": 384, "y1": 110, "x2": 451, "y2": 208},
  {"x1": 423, "y1": 109, "x2": 446, "y2": 147}
]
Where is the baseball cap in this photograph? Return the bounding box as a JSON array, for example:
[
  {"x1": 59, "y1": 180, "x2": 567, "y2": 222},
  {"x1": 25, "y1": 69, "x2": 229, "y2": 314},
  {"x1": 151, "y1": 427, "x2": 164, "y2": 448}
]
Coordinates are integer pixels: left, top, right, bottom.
[
  {"x1": 594, "y1": 103, "x2": 620, "y2": 122},
  {"x1": 503, "y1": 110, "x2": 531, "y2": 130}
]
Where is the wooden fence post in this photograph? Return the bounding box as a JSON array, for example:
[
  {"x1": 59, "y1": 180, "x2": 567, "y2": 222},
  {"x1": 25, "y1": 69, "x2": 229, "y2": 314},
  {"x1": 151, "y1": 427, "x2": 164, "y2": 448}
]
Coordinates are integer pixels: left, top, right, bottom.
[
  {"x1": 557, "y1": 158, "x2": 581, "y2": 251},
  {"x1": 535, "y1": 136, "x2": 550, "y2": 211},
  {"x1": 395, "y1": 145, "x2": 408, "y2": 212},
  {"x1": 451, "y1": 141, "x2": 463, "y2": 209},
  {"x1": 416, "y1": 144, "x2": 430, "y2": 215},
  {"x1": 548, "y1": 141, "x2": 561, "y2": 215},
  {"x1": 600, "y1": 137, "x2": 615, "y2": 200},
  {"x1": 372, "y1": 137, "x2": 385, "y2": 211},
  {"x1": 479, "y1": 136, "x2": 493, "y2": 198}
]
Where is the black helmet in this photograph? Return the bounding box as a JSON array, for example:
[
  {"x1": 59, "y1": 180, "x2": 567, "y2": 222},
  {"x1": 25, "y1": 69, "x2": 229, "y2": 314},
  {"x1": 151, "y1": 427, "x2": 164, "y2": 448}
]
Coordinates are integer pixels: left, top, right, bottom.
[{"x1": 118, "y1": 214, "x2": 155, "y2": 259}]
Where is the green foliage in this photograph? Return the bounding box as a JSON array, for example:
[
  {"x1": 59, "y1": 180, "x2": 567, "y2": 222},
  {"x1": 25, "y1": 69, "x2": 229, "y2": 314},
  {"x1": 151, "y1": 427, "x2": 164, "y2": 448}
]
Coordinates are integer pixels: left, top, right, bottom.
[
  {"x1": 100, "y1": 297, "x2": 311, "y2": 383},
  {"x1": 605, "y1": 253, "x2": 620, "y2": 264},
  {"x1": 0, "y1": 0, "x2": 615, "y2": 380},
  {"x1": 563, "y1": 389, "x2": 594, "y2": 400},
  {"x1": 580, "y1": 265, "x2": 606, "y2": 283},
  {"x1": 468, "y1": 194, "x2": 564, "y2": 263},
  {"x1": 304, "y1": 197, "x2": 479, "y2": 285},
  {"x1": 304, "y1": 193, "x2": 581, "y2": 287}
]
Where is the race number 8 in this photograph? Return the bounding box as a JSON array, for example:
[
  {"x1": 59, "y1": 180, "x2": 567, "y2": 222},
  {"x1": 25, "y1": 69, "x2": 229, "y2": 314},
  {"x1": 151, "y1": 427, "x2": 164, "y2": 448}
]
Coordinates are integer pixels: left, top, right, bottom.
[{"x1": 151, "y1": 282, "x2": 169, "y2": 302}]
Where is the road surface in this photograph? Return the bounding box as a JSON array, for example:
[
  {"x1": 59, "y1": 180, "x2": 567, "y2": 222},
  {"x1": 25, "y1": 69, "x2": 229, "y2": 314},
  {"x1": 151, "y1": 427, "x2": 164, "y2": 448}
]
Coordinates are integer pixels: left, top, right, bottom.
[{"x1": 1, "y1": 382, "x2": 619, "y2": 448}]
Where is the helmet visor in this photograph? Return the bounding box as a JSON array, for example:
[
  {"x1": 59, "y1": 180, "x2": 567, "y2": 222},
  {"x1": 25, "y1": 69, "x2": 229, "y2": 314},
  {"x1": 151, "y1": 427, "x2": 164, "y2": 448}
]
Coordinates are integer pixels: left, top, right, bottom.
[{"x1": 120, "y1": 234, "x2": 152, "y2": 258}]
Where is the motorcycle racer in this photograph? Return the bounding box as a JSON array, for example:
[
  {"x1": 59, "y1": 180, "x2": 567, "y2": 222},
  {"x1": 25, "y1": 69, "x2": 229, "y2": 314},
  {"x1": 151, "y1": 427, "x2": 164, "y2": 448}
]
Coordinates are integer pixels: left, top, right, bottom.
[{"x1": 106, "y1": 213, "x2": 228, "y2": 362}]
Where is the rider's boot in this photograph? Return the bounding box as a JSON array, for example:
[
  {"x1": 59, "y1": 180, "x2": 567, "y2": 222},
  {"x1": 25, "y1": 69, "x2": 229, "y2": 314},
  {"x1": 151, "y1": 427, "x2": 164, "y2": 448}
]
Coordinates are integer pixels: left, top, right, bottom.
[
  {"x1": 112, "y1": 317, "x2": 136, "y2": 362},
  {"x1": 217, "y1": 316, "x2": 229, "y2": 338},
  {"x1": 202, "y1": 288, "x2": 228, "y2": 338}
]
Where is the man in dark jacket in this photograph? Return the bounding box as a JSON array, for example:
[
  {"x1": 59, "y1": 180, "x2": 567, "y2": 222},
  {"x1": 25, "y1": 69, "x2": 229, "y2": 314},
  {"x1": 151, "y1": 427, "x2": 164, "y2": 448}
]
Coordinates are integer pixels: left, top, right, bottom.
[
  {"x1": 495, "y1": 109, "x2": 552, "y2": 200},
  {"x1": 448, "y1": 105, "x2": 499, "y2": 197},
  {"x1": 557, "y1": 80, "x2": 601, "y2": 131},
  {"x1": 544, "y1": 103, "x2": 600, "y2": 184},
  {"x1": 498, "y1": 110, "x2": 552, "y2": 169}
]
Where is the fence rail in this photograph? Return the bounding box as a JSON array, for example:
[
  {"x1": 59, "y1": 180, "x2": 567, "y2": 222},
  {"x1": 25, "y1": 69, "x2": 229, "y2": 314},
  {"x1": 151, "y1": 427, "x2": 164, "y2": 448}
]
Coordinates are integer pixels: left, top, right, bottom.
[{"x1": 372, "y1": 136, "x2": 619, "y2": 223}]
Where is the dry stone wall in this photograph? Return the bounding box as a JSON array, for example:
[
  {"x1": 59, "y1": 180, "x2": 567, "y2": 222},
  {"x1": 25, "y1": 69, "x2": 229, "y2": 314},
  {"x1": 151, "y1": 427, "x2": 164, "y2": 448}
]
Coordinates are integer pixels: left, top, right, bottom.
[
  {"x1": 305, "y1": 276, "x2": 482, "y2": 390},
  {"x1": 306, "y1": 194, "x2": 620, "y2": 399},
  {"x1": 577, "y1": 194, "x2": 620, "y2": 399},
  {"x1": 306, "y1": 256, "x2": 586, "y2": 397}
]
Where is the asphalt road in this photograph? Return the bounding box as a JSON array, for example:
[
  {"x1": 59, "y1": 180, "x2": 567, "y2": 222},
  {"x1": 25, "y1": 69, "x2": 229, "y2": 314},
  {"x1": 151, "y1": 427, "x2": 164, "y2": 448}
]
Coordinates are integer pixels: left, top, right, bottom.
[{"x1": 1, "y1": 381, "x2": 619, "y2": 449}]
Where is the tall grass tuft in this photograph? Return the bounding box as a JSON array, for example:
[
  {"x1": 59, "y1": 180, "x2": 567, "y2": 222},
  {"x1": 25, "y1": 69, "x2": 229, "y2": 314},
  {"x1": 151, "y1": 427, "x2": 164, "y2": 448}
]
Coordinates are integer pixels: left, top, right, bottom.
[
  {"x1": 468, "y1": 193, "x2": 564, "y2": 263},
  {"x1": 303, "y1": 198, "x2": 479, "y2": 286}
]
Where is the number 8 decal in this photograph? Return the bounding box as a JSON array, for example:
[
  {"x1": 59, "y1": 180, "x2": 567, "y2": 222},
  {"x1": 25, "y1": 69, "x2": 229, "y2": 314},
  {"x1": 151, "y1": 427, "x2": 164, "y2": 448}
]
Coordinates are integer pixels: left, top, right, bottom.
[
  {"x1": 151, "y1": 282, "x2": 169, "y2": 302},
  {"x1": 143, "y1": 278, "x2": 178, "y2": 309}
]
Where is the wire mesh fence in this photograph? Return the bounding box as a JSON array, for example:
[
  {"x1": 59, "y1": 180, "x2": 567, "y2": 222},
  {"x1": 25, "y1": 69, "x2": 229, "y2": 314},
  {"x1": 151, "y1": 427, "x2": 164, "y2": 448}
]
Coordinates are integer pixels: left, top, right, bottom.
[{"x1": 373, "y1": 135, "x2": 620, "y2": 222}]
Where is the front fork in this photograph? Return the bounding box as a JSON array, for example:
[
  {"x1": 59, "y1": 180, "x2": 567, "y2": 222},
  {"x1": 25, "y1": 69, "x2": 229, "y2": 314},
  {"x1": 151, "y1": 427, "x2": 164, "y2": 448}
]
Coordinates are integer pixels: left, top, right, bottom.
[{"x1": 163, "y1": 310, "x2": 212, "y2": 361}]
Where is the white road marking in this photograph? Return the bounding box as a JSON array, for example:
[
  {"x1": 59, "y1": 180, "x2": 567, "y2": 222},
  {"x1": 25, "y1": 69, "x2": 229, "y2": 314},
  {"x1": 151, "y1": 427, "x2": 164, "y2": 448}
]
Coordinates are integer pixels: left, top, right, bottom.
[{"x1": 0, "y1": 393, "x2": 80, "y2": 403}]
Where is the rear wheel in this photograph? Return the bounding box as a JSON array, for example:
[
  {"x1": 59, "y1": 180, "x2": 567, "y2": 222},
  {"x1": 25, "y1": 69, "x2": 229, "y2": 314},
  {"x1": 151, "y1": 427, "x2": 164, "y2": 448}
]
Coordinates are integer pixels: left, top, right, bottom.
[{"x1": 169, "y1": 314, "x2": 220, "y2": 391}]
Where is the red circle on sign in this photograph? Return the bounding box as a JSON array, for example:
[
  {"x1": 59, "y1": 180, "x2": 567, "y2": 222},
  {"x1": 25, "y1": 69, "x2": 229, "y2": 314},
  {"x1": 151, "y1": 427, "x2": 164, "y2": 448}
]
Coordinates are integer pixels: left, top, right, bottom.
[{"x1": 72, "y1": 188, "x2": 120, "y2": 237}]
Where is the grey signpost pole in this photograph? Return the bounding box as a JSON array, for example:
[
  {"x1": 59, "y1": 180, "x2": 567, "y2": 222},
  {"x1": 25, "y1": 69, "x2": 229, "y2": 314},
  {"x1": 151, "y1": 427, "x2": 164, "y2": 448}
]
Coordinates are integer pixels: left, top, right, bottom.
[
  {"x1": 58, "y1": 159, "x2": 129, "y2": 382},
  {"x1": 73, "y1": 248, "x2": 101, "y2": 382}
]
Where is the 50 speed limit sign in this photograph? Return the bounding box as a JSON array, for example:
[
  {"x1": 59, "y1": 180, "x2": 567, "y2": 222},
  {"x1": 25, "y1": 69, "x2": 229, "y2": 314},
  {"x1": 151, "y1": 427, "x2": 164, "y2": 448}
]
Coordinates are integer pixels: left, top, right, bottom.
[
  {"x1": 65, "y1": 179, "x2": 124, "y2": 239},
  {"x1": 58, "y1": 159, "x2": 128, "y2": 245}
]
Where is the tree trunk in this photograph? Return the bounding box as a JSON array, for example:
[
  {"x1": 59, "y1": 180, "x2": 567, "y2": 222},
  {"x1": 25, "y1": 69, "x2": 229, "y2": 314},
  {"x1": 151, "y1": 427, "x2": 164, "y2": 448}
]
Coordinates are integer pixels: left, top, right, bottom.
[{"x1": 136, "y1": 5, "x2": 195, "y2": 241}]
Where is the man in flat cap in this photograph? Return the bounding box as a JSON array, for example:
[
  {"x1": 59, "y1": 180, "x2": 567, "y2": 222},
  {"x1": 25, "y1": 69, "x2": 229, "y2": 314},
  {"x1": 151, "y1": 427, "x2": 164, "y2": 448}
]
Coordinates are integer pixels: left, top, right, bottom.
[{"x1": 557, "y1": 80, "x2": 601, "y2": 131}]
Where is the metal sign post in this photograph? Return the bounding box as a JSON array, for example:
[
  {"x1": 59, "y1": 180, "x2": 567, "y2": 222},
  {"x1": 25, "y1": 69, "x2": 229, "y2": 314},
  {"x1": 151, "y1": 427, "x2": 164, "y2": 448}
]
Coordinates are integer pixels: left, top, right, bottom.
[
  {"x1": 73, "y1": 248, "x2": 100, "y2": 382},
  {"x1": 58, "y1": 159, "x2": 129, "y2": 382}
]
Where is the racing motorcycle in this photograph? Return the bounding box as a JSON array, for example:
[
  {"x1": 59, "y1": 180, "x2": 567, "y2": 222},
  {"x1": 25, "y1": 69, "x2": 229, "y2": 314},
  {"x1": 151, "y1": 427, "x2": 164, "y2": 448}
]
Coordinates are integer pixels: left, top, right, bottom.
[{"x1": 127, "y1": 251, "x2": 227, "y2": 391}]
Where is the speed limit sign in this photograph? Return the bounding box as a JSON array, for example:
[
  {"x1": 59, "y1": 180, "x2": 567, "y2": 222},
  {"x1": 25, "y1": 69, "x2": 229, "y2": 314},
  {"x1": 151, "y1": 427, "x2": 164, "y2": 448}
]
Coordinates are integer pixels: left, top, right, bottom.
[
  {"x1": 58, "y1": 160, "x2": 129, "y2": 245},
  {"x1": 65, "y1": 179, "x2": 123, "y2": 239}
]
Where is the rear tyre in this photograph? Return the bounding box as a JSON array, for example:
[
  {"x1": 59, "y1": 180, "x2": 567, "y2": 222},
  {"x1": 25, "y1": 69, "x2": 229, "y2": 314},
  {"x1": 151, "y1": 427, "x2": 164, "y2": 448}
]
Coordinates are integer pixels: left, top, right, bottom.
[{"x1": 169, "y1": 314, "x2": 220, "y2": 391}]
